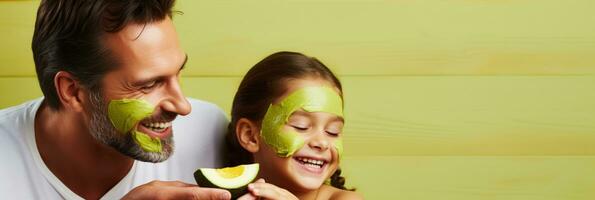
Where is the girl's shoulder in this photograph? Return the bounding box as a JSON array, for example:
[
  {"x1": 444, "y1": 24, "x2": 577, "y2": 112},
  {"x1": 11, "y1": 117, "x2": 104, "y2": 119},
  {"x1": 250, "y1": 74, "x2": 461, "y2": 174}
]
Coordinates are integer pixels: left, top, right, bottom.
[{"x1": 320, "y1": 185, "x2": 364, "y2": 200}]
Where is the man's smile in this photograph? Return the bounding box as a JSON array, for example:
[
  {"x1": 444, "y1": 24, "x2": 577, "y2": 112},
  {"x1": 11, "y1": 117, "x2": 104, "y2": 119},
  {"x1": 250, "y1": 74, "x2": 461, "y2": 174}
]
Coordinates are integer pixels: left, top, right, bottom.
[{"x1": 138, "y1": 120, "x2": 173, "y2": 139}]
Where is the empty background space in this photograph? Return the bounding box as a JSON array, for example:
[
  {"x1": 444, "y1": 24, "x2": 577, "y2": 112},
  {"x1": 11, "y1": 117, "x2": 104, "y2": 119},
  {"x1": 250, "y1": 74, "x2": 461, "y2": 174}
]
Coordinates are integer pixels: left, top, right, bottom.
[{"x1": 1, "y1": 0, "x2": 594, "y2": 199}]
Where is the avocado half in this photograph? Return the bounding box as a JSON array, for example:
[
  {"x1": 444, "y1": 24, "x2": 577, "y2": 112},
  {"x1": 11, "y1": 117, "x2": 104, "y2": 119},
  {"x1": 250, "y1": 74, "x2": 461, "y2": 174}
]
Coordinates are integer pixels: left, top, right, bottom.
[{"x1": 193, "y1": 163, "x2": 259, "y2": 199}]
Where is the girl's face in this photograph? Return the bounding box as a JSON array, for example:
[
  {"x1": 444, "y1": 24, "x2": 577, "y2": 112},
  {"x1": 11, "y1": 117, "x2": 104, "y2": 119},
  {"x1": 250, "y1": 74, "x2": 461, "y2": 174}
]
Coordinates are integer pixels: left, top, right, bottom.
[{"x1": 253, "y1": 77, "x2": 344, "y2": 192}]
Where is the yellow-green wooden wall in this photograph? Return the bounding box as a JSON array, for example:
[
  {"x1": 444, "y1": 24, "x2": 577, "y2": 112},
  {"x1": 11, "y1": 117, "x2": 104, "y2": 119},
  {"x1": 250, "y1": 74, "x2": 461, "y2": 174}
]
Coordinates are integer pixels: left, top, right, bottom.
[{"x1": 1, "y1": 0, "x2": 595, "y2": 199}]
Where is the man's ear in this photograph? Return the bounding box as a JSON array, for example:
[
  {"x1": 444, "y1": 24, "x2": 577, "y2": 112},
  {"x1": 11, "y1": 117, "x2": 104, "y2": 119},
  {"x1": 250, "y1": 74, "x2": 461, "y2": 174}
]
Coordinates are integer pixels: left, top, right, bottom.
[
  {"x1": 54, "y1": 71, "x2": 86, "y2": 112},
  {"x1": 236, "y1": 118, "x2": 261, "y2": 153}
]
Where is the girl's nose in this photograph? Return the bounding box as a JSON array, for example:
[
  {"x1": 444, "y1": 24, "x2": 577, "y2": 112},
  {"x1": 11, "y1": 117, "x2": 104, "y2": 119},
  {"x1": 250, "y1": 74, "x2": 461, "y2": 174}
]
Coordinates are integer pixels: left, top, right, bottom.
[{"x1": 308, "y1": 133, "x2": 330, "y2": 152}]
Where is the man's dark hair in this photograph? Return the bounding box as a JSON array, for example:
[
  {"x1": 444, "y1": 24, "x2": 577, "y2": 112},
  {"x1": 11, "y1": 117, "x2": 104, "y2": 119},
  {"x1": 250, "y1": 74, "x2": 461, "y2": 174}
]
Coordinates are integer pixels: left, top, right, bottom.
[{"x1": 32, "y1": 0, "x2": 176, "y2": 110}]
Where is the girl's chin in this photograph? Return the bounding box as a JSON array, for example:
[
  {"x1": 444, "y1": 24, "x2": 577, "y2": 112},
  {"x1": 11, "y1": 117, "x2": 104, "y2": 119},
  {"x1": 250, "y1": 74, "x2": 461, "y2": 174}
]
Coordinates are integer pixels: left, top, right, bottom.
[{"x1": 298, "y1": 177, "x2": 324, "y2": 190}]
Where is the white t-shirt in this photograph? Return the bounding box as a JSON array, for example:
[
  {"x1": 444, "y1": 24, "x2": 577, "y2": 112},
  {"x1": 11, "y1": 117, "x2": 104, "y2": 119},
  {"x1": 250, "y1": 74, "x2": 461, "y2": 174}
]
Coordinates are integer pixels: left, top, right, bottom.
[{"x1": 0, "y1": 98, "x2": 229, "y2": 200}]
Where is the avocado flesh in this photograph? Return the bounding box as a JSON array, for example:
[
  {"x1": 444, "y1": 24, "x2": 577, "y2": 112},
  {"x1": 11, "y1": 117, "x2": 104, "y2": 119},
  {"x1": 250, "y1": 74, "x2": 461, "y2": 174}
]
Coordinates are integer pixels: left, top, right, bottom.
[{"x1": 193, "y1": 163, "x2": 259, "y2": 199}]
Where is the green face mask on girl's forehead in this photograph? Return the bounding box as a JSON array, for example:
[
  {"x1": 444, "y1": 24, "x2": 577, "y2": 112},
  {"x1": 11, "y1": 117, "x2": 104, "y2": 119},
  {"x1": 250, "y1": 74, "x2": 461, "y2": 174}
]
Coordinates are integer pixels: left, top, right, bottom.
[
  {"x1": 260, "y1": 86, "x2": 344, "y2": 158},
  {"x1": 107, "y1": 99, "x2": 162, "y2": 152}
]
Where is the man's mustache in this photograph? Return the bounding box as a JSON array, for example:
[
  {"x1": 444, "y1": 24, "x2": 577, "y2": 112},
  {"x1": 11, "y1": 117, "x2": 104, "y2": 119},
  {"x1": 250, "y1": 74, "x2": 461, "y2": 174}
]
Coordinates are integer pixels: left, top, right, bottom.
[{"x1": 142, "y1": 110, "x2": 178, "y2": 123}]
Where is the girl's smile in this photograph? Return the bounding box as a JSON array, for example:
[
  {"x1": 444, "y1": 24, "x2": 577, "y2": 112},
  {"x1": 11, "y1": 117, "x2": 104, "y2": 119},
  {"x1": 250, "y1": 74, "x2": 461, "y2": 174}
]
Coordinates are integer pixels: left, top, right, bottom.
[
  {"x1": 228, "y1": 52, "x2": 361, "y2": 199},
  {"x1": 293, "y1": 154, "x2": 330, "y2": 174},
  {"x1": 258, "y1": 78, "x2": 344, "y2": 190},
  {"x1": 294, "y1": 156, "x2": 328, "y2": 169}
]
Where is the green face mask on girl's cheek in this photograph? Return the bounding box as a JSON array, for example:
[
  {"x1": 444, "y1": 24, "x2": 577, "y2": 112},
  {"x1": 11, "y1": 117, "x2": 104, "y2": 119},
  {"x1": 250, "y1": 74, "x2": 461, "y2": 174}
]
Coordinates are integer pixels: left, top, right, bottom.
[
  {"x1": 107, "y1": 99, "x2": 162, "y2": 152},
  {"x1": 260, "y1": 86, "x2": 344, "y2": 158}
]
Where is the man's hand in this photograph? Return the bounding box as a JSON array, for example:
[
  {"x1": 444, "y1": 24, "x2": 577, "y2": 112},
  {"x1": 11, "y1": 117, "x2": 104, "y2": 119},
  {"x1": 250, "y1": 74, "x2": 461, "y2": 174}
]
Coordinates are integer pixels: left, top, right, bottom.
[{"x1": 122, "y1": 180, "x2": 231, "y2": 200}]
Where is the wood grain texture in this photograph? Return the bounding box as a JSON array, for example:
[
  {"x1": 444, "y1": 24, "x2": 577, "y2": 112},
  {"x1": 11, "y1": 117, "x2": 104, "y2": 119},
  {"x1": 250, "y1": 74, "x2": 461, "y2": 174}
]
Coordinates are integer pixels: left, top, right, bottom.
[
  {"x1": 4, "y1": 76, "x2": 592, "y2": 156},
  {"x1": 1, "y1": 2, "x2": 594, "y2": 198},
  {"x1": 0, "y1": 77, "x2": 40, "y2": 108},
  {"x1": 1, "y1": 76, "x2": 594, "y2": 199},
  {"x1": 180, "y1": 75, "x2": 595, "y2": 156},
  {"x1": 2, "y1": 0, "x2": 595, "y2": 76},
  {"x1": 341, "y1": 156, "x2": 595, "y2": 200},
  {"x1": 0, "y1": 0, "x2": 37, "y2": 76},
  {"x1": 174, "y1": 0, "x2": 595, "y2": 76},
  {"x1": 341, "y1": 75, "x2": 595, "y2": 156}
]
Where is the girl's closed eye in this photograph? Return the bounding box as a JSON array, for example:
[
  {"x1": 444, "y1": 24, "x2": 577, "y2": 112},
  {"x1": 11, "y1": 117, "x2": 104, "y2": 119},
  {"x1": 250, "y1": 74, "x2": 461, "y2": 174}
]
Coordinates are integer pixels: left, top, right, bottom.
[
  {"x1": 325, "y1": 130, "x2": 340, "y2": 136},
  {"x1": 325, "y1": 121, "x2": 344, "y2": 136},
  {"x1": 288, "y1": 120, "x2": 310, "y2": 132},
  {"x1": 287, "y1": 112, "x2": 312, "y2": 132},
  {"x1": 291, "y1": 125, "x2": 309, "y2": 131},
  {"x1": 226, "y1": 51, "x2": 358, "y2": 198}
]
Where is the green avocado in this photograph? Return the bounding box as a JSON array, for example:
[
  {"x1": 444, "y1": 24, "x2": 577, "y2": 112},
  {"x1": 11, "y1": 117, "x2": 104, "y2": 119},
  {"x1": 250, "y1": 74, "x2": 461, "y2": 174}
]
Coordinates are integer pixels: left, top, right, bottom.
[{"x1": 193, "y1": 163, "x2": 259, "y2": 199}]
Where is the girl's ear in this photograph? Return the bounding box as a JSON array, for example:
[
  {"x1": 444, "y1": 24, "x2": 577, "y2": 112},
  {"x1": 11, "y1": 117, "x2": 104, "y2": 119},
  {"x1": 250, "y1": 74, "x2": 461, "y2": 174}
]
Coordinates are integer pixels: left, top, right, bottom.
[{"x1": 235, "y1": 118, "x2": 260, "y2": 153}]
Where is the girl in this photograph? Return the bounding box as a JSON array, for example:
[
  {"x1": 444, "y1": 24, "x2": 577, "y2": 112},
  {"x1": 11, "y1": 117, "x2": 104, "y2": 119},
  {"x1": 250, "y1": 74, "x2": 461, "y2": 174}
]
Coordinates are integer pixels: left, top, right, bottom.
[{"x1": 226, "y1": 51, "x2": 362, "y2": 199}]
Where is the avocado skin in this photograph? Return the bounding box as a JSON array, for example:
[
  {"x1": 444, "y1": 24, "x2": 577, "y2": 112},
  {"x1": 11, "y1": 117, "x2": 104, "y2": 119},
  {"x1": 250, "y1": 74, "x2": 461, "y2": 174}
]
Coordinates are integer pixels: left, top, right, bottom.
[{"x1": 193, "y1": 169, "x2": 250, "y2": 199}]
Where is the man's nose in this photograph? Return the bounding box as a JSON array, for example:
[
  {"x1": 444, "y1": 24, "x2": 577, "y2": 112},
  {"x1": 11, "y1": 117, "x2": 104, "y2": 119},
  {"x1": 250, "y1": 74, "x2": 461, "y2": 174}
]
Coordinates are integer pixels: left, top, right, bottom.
[{"x1": 161, "y1": 78, "x2": 191, "y2": 116}]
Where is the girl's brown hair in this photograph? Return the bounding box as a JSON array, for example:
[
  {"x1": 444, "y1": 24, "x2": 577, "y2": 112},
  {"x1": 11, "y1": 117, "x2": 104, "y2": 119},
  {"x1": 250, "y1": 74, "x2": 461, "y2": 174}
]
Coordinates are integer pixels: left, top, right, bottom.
[{"x1": 225, "y1": 51, "x2": 353, "y2": 190}]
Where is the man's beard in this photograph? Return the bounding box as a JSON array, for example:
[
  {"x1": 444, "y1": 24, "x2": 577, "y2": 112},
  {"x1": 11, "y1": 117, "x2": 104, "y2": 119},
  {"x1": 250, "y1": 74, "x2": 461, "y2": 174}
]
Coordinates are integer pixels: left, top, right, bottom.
[{"x1": 87, "y1": 91, "x2": 174, "y2": 163}]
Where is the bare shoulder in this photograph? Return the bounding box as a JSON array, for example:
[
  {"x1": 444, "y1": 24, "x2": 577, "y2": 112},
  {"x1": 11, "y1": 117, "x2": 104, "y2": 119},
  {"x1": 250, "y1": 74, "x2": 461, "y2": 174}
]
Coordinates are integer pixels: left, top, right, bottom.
[
  {"x1": 321, "y1": 185, "x2": 364, "y2": 200},
  {"x1": 331, "y1": 190, "x2": 364, "y2": 200}
]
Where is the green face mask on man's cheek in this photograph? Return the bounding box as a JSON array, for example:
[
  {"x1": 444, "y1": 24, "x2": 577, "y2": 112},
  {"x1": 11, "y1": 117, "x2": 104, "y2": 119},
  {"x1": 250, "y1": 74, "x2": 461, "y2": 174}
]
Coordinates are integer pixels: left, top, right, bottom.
[
  {"x1": 107, "y1": 99, "x2": 162, "y2": 152},
  {"x1": 260, "y1": 86, "x2": 344, "y2": 158}
]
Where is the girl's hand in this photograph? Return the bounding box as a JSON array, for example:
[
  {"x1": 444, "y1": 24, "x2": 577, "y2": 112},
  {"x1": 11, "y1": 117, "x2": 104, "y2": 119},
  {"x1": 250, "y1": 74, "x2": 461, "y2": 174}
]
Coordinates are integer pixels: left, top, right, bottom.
[{"x1": 237, "y1": 179, "x2": 298, "y2": 200}]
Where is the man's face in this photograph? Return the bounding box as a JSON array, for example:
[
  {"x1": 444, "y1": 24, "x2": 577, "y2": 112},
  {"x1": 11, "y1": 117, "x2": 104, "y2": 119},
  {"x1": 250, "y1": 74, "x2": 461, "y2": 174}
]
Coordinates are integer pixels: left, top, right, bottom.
[{"x1": 86, "y1": 17, "x2": 190, "y2": 163}]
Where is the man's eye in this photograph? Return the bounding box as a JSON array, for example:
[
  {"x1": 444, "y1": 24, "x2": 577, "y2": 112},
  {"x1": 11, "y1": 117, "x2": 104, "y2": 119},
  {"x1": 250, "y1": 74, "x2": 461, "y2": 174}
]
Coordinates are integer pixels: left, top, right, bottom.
[{"x1": 140, "y1": 81, "x2": 157, "y2": 90}]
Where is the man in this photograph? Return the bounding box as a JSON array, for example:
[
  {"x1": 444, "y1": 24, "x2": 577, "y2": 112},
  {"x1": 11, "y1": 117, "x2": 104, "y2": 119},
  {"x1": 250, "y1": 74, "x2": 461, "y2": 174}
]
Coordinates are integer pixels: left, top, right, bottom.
[{"x1": 0, "y1": 0, "x2": 231, "y2": 199}]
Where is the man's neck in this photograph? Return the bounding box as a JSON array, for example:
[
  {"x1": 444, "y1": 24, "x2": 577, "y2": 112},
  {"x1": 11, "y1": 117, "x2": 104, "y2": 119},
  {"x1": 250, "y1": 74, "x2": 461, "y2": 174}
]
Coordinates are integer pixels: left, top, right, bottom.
[{"x1": 34, "y1": 102, "x2": 134, "y2": 200}]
